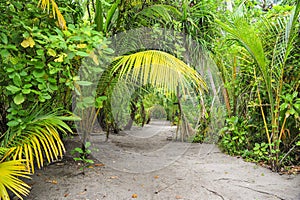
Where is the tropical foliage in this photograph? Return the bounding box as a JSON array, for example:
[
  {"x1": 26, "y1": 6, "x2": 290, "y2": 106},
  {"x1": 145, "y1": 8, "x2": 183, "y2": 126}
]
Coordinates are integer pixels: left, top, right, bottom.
[{"x1": 0, "y1": 0, "x2": 299, "y2": 199}]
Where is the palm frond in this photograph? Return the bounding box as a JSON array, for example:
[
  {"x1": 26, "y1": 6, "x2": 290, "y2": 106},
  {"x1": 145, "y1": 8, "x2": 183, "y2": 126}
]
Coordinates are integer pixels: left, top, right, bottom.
[
  {"x1": 272, "y1": 2, "x2": 299, "y2": 72},
  {"x1": 135, "y1": 4, "x2": 181, "y2": 25},
  {"x1": 2, "y1": 109, "x2": 75, "y2": 173},
  {"x1": 216, "y1": 17, "x2": 273, "y2": 112},
  {"x1": 38, "y1": 0, "x2": 67, "y2": 30},
  {"x1": 112, "y1": 50, "x2": 207, "y2": 95},
  {"x1": 0, "y1": 160, "x2": 31, "y2": 200}
]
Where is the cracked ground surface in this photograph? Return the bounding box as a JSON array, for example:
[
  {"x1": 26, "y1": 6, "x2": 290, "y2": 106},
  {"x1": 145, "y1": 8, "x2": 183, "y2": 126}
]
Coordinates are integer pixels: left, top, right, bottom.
[{"x1": 26, "y1": 120, "x2": 300, "y2": 200}]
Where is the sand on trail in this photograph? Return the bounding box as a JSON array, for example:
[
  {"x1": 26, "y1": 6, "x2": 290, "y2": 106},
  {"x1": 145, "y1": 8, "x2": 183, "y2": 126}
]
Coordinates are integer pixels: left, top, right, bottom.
[{"x1": 26, "y1": 120, "x2": 299, "y2": 200}]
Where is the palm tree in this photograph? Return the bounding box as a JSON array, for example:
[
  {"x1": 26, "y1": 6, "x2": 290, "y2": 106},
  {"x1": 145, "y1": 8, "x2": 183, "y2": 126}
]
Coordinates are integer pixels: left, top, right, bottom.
[{"x1": 216, "y1": 1, "x2": 300, "y2": 170}]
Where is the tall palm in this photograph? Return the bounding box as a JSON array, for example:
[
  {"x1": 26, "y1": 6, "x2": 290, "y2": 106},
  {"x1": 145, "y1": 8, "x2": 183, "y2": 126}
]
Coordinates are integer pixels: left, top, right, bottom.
[{"x1": 216, "y1": 1, "x2": 300, "y2": 170}]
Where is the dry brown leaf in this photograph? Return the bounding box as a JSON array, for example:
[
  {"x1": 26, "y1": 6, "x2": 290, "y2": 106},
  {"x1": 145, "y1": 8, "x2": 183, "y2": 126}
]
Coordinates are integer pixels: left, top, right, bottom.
[
  {"x1": 64, "y1": 193, "x2": 69, "y2": 197},
  {"x1": 95, "y1": 163, "x2": 105, "y2": 167},
  {"x1": 110, "y1": 176, "x2": 118, "y2": 179},
  {"x1": 175, "y1": 195, "x2": 183, "y2": 199},
  {"x1": 132, "y1": 193, "x2": 138, "y2": 198},
  {"x1": 154, "y1": 175, "x2": 159, "y2": 179}
]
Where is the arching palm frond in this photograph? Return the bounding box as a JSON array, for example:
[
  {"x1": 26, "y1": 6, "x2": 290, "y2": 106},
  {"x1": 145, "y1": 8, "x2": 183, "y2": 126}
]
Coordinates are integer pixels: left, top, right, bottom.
[
  {"x1": 112, "y1": 50, "x2": 207, "y2": 95},
  {"x1": 216, "y1": 17, "x2": 272, "y2": 110},
  {"x1": 1, "y1": 108, "x2": 76, "y2": 173},
  {"x1": 0, "y1": 159, "x2": 31, "y2": 200},
  {"x1": 216, "y1": 1, "x2": 300, "y2": 170}
]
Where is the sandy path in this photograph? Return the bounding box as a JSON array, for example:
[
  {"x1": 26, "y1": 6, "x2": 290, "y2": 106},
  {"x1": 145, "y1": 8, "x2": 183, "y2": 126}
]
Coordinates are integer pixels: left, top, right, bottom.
[{"x1": 26, "y1": 120, "x2": 300, "y2": 200}]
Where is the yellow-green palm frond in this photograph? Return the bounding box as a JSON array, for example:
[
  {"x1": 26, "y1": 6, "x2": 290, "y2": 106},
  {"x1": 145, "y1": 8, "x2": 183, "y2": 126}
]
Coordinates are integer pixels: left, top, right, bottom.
[
  {"x1": 0, "y1": 159, "x2": 31, "y2": 200},
  {"x1": 112, "y1": 50, "x2": 207, "y2": 95},
  {"x1": 2, "y1": 109, "x2": 76, "y2": 173},
  {"x1": 38, "y1": 0, "x2": 67, "y2": 30}
]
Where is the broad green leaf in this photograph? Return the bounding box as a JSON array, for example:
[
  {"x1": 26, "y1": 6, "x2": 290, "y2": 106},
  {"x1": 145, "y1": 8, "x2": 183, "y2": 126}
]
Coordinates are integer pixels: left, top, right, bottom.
[
  {"x1": 14, "y1": 93, "x2": 25, "y2": 105},
  {"x1": 22, "y1": 89, "x2": 31, "y2": 94},
  {"x1": 75, "y1": 51, "x2": 90, "y2": 57},
  {"x1": 0, "y1": 49, "x2": 10, "y2": 58},
  {"x1": 0, "y1": 33, "x2": 8, "y2": 44},
  {"x1": 6, "y1": 68, "x2": 15, "y2": 73},
  {"x1": 6, "y1": 85, "x2": 21, "y2": 93},
  {"x1": 33, "y1": 69, "x2": 45, "y2": 78},
  {"x1": 7, "y1": 120, "x2": 20, "y2": 127},
  {"x1": 13, "y1": 74, "x2": 22, "y2": 87},
  {"x1": 36, "y1": 49, "x2": 44, "y2": 56},
  {"x1": 49, "y1": 84, "x2": 58, "y2": 91},
  {"x1": 23, "y1": 84, "x2": 32, "y2": 89},
  {"x1": 10, "y1": 57, "x2": 19, "y2": 65}
]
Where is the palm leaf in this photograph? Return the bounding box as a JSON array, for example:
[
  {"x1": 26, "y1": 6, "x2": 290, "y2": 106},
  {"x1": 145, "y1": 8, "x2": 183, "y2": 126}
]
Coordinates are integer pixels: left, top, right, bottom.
[
  {"x1": 38, "y1": 0, "x2": 67, "y2": 30},
  {"x1": 216, "y1": 17, "x2": 273, "y2": 113},
  {"x1": 2, "y1": 109, "x2": 76, "y2": 173},
  {"x1": 0, "y1": 160, "x2": 31, "y2": 200},
  {"x1": 112, "y1": 50, "x2": 207, "y2": 95},
  {"x1": 134, "y1": 4, "x2": 181, "y2": 25},
  {"x1": 104, "y1": 0, "x2": 121, "y2": 34},
  {"x1": 271, "y1": 3, "x2": 299, "y2": 76}
]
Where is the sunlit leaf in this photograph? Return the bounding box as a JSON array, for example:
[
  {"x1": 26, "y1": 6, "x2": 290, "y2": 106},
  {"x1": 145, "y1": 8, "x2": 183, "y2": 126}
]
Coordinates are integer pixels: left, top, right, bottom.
[
  {"x1": 0, "y1": 160, "x2": 31, "y2": 200},
  {"x1": 21, "y1": 37, "x2": 35, "y2": 48},
  {"x1": 14, "y1": 93, "x2": 25, "y2": 105}
]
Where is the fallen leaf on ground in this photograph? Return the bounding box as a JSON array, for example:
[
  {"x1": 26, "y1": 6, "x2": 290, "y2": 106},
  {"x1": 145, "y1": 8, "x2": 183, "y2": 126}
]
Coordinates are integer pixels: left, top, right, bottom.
[
  {"x1": 175, "y1": 195, "x2": 183, "y2": 199},
  {"x1": 56, "y1": 162, "x2": 64, "y2": 166},
  {"x1": 110, "y1": 176, "x2": 118, "y2": 179},
  {"x1": 154, "y1": 175, "x2": 159, "y2": 179},
  {"x1": 95, "y1": 163, "x2": 105, "y2": 167},
  {"x1": 132, "y1": 193, "x2": 138, "y2": 198},
  {"x1": 64, "y1": 193, "x2": 69, "y2": 197},
  {"x1": 78, "y1": 191, "x2": 86, "y2": 195},
  {"x1": 46, "y1": 180, "x2": 58, "y2": 184}
]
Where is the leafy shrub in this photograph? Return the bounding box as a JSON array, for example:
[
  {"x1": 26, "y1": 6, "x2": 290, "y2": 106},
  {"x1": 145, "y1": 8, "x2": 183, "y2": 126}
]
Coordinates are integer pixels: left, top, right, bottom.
[{"x1": 219, "y1": 116, "x2": 249, "y2": 155}]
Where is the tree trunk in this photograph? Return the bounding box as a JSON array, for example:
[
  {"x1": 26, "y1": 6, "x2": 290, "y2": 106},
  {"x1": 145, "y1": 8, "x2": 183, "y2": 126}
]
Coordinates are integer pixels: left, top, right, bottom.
[{"x1": 124, "y1": 97, "x2": 138, "y2": 130}]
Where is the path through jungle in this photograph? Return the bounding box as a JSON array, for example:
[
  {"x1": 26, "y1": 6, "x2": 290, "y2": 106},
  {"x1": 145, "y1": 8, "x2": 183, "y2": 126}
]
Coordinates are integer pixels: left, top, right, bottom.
[{"x1": 27, "y1": 120, "x2": 299, "y2": 200}]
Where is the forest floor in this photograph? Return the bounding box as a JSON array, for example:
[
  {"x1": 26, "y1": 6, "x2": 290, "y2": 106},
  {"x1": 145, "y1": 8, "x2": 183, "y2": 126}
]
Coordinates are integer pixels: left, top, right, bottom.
[{"x1": 26, "y1": 120, "x2": 299, "y2": 200}]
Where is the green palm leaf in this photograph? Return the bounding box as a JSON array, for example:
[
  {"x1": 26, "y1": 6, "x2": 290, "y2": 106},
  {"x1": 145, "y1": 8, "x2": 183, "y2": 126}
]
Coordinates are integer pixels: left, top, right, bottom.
[
  {"x1": 0, "y1": 160, "x2": 31, "y2": 200},
  {"x1": 134, "y1": 4, "x2": 181, "y2": 25},
  {"x1": 216, "y1": 17, "x2": 273, "y2": 112}
]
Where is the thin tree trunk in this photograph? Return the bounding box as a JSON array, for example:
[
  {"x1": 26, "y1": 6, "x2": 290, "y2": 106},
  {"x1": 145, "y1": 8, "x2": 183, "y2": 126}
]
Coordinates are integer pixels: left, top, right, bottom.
[{"x1": 124, "y1": 97, "x2": 138, "y2": 130}]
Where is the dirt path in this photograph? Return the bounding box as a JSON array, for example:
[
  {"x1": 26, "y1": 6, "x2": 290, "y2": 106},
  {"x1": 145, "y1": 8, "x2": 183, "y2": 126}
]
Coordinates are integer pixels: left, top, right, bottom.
[{"x1": 27, "y1": 120, "x2": 299, "y2": 200}]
